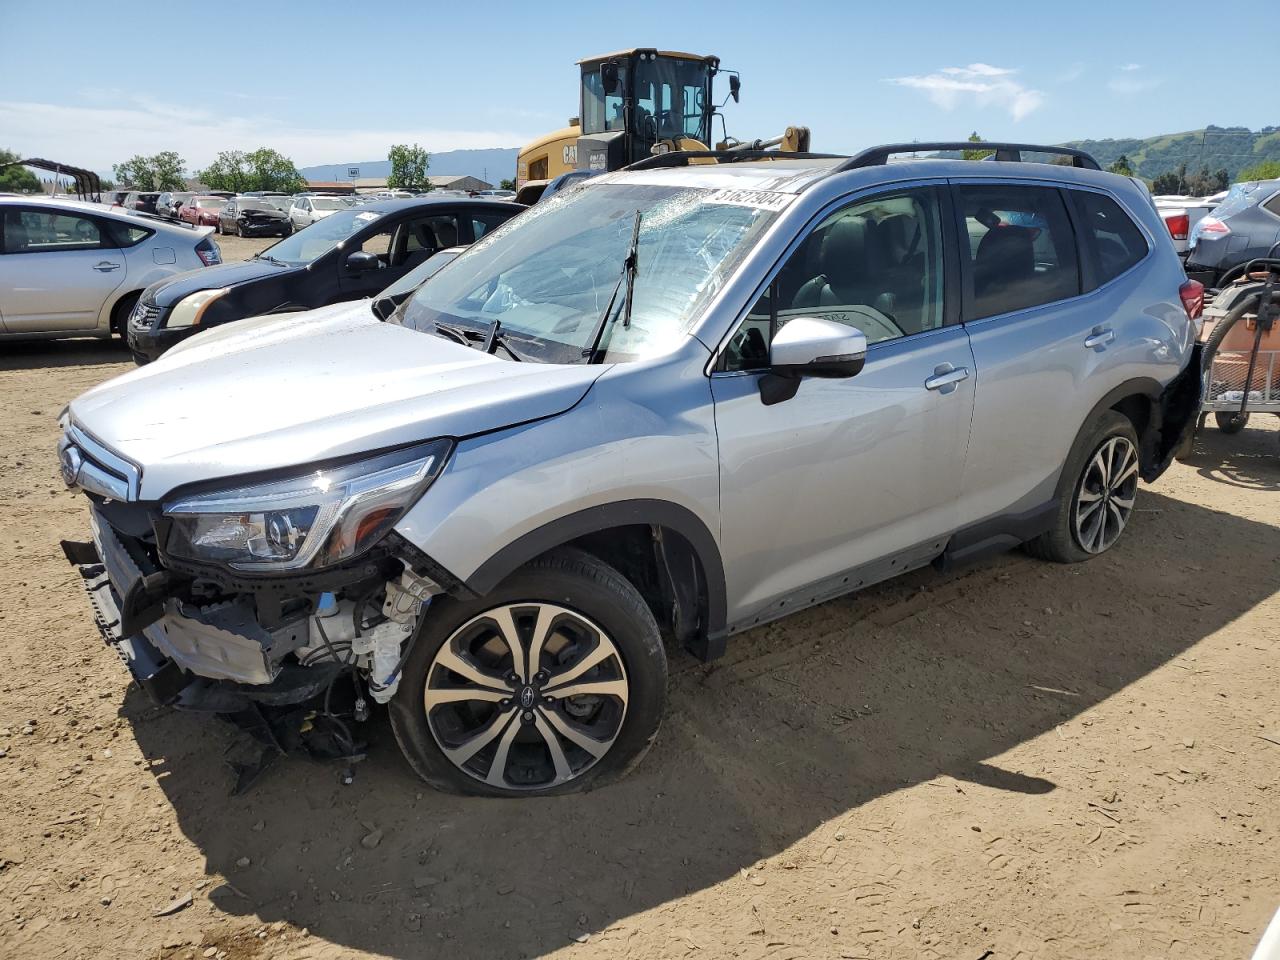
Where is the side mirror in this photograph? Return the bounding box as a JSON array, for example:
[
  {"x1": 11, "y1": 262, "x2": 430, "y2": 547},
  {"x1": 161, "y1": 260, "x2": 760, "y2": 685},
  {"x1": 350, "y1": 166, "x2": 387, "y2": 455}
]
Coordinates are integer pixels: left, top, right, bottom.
[
  {"x1": 759, "y1": 317, "x2": 866, "y2": 406},
  {"x1": 600, "y1": 62, "x2": 619, "y2": 94},
  {"x1": 345, "y1": 250, "x2": 381, "y2": 273},
  {"x1": 371, "y1": 295, "x2": 396, "y2": 321},
  {"x1": 729, "y1": 74, "x2": 741, "y2": 103}
]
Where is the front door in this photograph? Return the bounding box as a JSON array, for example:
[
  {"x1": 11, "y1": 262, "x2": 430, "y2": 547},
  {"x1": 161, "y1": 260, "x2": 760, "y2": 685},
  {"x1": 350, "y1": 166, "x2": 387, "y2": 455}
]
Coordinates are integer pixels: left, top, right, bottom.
[
  {"x1": 710, "y1": 185, "x2": 975, "y2": 626},
  {"x1": 0, "y1": 207, "x2": 125, "y2": 333}
]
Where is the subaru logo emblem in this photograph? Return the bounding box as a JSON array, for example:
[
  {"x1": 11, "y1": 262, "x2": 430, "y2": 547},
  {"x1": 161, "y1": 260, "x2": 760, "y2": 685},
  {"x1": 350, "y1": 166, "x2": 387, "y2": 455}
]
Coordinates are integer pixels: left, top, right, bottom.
[
  {"x1": 519, "y1": 686, "x2": 535, "y2": 709},
  {"x1": 59, "y1": 445, "x2": 83, "y2": 488}
]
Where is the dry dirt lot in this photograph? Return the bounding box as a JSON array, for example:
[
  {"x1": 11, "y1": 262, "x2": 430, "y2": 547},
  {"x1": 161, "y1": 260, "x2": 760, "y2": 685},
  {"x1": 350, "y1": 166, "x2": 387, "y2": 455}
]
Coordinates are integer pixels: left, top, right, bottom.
[{"x1": 0, "y1": 282, "x2": 1277, "y2": 959}]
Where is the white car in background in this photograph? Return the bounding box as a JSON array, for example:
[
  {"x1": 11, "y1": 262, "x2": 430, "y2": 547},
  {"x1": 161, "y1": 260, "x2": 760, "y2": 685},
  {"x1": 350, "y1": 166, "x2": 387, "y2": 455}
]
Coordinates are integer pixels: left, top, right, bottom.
[
  {"x1": 0, "y1": 197, "x2": 220, "y2": 341},
  {"x1": 288, "y1": 195, "x2": 348, "y2": 230}
]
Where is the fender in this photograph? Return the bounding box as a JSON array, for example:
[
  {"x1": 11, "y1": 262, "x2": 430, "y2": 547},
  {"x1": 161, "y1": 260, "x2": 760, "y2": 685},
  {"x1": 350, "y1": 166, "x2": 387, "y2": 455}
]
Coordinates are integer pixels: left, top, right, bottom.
[
  {"x1": 465, "y1": 499, "x2": 728, "y2": 641},
  {"x1": 1058, "y1": 376, "x2": 1162, "y2": 499}
]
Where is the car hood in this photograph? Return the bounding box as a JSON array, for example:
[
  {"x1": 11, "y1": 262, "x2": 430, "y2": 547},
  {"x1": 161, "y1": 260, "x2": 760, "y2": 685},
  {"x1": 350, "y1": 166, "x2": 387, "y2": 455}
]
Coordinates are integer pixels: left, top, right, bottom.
[
  {"x1": 147, "y1": 259, "x2": 297, "y2": 306},
  {"x1": 67, "y1": 302, "x2": 608, "y2": 500},
  {"x1": 241, "y1": 207, "x2": 288, "y2": 219}
]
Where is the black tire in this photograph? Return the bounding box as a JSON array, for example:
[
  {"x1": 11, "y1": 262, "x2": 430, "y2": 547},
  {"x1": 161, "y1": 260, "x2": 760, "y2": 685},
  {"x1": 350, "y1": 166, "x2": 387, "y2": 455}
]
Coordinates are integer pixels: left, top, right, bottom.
[
  {"x1": 236, "y1": 222, "x2": 244, "y2": 238},
  {"x1": 1214, "y1": 411, "x2": 1249, "y2": 434},
  {"x1": 1024, "y1": 410, "x2": 1140, "y2": 564},
  {"x1": 109, "y1": 291, "x2": 140, "y2": 341},
  {"x1": 282, "y1": 224, "x2": 293, "y2": 237},
  {"x1": 389, "y1": 547, "x2": 667, "y2": 797}
]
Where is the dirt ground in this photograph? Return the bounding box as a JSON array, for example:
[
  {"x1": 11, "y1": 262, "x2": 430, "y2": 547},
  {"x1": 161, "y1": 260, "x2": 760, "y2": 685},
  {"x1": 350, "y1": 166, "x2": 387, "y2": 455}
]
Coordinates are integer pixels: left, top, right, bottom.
[{"x1": 1, "y1": 264, "x2": 1277, "y2": 959}]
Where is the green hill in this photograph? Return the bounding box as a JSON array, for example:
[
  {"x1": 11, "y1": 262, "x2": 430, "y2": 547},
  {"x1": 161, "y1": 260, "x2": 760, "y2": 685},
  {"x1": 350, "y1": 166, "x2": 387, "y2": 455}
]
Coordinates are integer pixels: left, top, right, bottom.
[{"x1": 1061, "y1": 125, "x2": 1280, "y2": 181}]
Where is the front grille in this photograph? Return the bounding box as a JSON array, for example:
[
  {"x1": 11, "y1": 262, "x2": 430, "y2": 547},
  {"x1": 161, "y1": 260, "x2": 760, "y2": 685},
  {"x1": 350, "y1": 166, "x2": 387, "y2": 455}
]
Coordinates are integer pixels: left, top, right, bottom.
[
  {"x1": 60, "y1": 424, "x2": 142, "y2": 501},
  {"x1": 130, "y1": 298, "x2": 161, "y2": 331}
]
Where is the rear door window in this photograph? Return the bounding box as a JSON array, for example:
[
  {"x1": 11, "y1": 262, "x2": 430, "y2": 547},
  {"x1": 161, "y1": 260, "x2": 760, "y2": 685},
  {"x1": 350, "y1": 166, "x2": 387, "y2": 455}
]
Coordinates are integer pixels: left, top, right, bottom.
[
  {"x1": 1070, "y1": 190, "x2": 1149, "y2": 288},
  {"x1": 954, "y1": 184, "x2": 1079, "y2": 320},
  {"x1": 2, "y1": 209, "x2": 108, "y2": 253}
]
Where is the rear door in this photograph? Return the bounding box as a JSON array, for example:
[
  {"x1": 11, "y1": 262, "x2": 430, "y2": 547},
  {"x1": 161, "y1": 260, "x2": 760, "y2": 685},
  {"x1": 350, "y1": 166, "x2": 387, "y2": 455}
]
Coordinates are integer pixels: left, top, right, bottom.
[
  {"x1": 710, "y1": 183, "x2": 975, "y2": 623},
  {"x1": 0, "y1": 206, "x2": 125, "y2": 333},
  {"x1": 951, "y1": 180, "x2": 1119, "y2": 526}
]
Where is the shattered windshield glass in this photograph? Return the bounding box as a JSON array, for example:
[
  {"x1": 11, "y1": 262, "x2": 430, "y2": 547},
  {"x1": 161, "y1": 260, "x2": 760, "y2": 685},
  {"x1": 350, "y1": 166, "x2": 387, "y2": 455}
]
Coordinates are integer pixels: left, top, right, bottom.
[{"x1": 397, "y1": 182, "x2": 781, "y2": 363}]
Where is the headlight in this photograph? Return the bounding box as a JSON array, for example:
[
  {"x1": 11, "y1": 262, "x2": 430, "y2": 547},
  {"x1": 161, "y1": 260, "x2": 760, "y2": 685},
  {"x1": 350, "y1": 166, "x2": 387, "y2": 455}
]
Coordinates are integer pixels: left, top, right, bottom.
[
  {"x1": 161, "y1": 440, "x2": 452, "y2": 572},
  {"x1": 166, "y1": 288, "x2": 228, "y2": 328}
]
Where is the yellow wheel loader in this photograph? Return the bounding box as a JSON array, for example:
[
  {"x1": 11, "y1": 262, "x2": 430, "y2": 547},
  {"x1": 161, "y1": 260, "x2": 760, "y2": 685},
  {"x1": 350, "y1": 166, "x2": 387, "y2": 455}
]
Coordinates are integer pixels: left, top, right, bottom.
[{"x1": 515, "y1": 48, "x2": 809, "y2": 198}]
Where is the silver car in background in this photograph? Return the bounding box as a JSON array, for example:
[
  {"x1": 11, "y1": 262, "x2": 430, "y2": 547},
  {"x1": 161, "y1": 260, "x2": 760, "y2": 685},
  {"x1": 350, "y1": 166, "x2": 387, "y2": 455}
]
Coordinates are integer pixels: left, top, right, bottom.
[
  {"x1": 59, "y1": 142, "x2": 1201, "y2": 798},
  {"x1": 1, "y1": 197, "x2": 220, "y2": 340},
  {"x1": 288, "y1": 195, "x2": 348, "y2": 230}
]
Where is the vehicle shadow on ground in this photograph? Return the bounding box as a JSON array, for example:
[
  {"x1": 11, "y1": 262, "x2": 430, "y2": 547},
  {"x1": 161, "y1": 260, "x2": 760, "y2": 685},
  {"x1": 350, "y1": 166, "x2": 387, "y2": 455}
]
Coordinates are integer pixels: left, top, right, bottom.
[
  {"x1": 0, "y1": 339, "x2": 131, "y2": 371},
  {"x1": 1183, "y1": 420, "x2": 1280, "y2": 490},
  {"x1": 123, "y1": 490, "x2": 1279, "y2": 959}
]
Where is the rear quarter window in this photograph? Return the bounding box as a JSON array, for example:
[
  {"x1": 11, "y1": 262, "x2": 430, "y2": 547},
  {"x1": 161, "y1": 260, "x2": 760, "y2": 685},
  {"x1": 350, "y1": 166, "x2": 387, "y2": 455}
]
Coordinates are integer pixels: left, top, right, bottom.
[
  {"x1": 1070, "y1": 191, "x2": 1149, "y2": 289},
  {"x1": 105, "y1": 220, "x2": 154, "y2": 248}
]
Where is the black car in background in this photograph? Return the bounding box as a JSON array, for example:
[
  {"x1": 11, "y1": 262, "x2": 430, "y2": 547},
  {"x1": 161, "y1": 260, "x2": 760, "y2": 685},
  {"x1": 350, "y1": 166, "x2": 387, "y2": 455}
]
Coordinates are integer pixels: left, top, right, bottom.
[
  {"x1": 218, "y1": 196, "x2": 292, "y2": 237},
  {"x1": 1186, "y1": 179, "x2": 1280, "y2": 286},
  {"x1": 122, "y1": 191, "x2": 161, "y2": 214},
  {"x1": 127, "y1": 197, "x2": 521, "y2": 363}
]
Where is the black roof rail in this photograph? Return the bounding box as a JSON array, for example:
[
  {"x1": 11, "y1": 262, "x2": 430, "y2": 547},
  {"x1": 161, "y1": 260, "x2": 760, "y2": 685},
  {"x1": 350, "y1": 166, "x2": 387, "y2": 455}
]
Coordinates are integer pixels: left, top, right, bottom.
[
  {"x1": 835, "y1": 142, "x2": 1101, "y2": 172},
  {"x1": 625, "y1": 149, "x2": 847, "y2": 171}
]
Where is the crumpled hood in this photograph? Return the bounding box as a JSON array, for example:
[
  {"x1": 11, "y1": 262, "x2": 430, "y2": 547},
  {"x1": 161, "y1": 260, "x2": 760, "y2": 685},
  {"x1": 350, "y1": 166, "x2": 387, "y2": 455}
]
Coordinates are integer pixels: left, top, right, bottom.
[{"x1": 68, "y1": 303, "x2": 608, "y2": 500}]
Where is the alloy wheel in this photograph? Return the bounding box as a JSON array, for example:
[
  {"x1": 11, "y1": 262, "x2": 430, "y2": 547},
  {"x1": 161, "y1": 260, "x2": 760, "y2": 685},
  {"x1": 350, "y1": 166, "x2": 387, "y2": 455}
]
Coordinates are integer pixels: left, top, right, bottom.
[
  {"x1": 423, "y1": 603, "x2": 629, "y2": 791},
  {"x1": 1073, "y1": 435, "x2": 1138, "y2": 554}
]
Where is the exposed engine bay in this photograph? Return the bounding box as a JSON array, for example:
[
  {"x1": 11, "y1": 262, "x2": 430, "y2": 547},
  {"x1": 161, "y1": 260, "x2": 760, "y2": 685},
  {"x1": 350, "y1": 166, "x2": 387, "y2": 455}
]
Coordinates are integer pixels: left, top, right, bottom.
[{"x1": 62, "y1": 499, "x2": 446, "y2": 789}]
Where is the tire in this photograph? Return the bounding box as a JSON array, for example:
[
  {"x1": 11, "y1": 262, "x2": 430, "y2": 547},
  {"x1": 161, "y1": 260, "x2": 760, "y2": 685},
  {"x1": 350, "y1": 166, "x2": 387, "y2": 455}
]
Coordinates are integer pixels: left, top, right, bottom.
[
  {"x1": 236, "y1": 223, "x2": 245, "y2": 238},
  {"x1": 1214, "y1": 412, "x2": 1249, "y2": 434},
  {"x1": 282, "y1": 224, "x2": 293, "y2": 237},
  {"x1": 1024, "y1": 410, "x2": 1141, "y2": 564},
  {"x1": 109, "y1": 291, "x2": 140, "y2": 341},
  {"x1": 388, "y1": 547, "x2": 667, "y2": 797}
]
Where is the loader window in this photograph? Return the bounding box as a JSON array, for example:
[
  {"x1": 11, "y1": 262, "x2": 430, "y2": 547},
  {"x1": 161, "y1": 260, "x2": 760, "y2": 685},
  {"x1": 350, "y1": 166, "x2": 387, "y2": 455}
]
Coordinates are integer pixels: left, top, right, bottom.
[
  {"x1": 581, "y1": 64, "x2": 628, "y2": 135},
  {"x1": 635, "y1": 58, "x2": 711, "y2": 144}
]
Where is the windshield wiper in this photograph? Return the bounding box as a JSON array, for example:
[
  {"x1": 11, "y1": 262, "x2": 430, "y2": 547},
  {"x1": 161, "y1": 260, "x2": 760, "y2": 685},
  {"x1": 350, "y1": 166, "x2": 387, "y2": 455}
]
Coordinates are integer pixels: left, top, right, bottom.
[
  {"x1": 581, "y1": 210, "x2": 641, "y2": 363},
  {"x1": 255, "y1": 253, "x2": 286, "y2": 266},
  {"x1": 430, "y1": 322, "x2": 475, "y2": 346},
  {"x1": 482, "y1": 319, "x2": 524, "y2": 362}
]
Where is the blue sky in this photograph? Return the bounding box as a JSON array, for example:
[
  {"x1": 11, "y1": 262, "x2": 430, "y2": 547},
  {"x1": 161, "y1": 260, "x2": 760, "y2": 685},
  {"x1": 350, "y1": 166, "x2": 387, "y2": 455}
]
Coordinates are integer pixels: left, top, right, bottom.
[{"x1": 1, "y1": 0, "x2": 1273, "y2": 175}]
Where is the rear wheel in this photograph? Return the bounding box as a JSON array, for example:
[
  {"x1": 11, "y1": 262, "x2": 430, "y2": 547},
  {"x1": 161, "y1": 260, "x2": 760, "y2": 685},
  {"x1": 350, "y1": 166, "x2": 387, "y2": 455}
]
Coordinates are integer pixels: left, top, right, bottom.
[
  {"x1": 1025, "y1": 410, "x2": 1140, "y2": 563},
  {"x1": 109, "y1": 291, "x2": 140, "y2": 341},
  {"x1": 1214, "y1": 411, "x2": 1249, "y2": 434},
  {"x1": 389, "y1": 548, "x2": 667, "y2": 796}
]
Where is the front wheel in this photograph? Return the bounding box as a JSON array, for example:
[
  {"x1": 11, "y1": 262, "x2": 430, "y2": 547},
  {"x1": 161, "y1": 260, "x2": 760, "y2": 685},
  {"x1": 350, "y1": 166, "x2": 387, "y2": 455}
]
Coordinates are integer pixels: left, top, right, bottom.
[
  {"x1": 1025, "y1": 410, "x2": 1140, "y2": 563},
  {"x1": 388, "y1": 548, "x2": 667, "y2": 796}
]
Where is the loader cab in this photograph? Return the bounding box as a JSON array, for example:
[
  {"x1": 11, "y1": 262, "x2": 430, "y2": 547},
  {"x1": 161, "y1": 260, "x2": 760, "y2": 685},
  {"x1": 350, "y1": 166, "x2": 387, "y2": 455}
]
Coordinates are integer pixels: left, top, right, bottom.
[{"x1": 577, "y1": 49, "x2": 722, "y2": 173}]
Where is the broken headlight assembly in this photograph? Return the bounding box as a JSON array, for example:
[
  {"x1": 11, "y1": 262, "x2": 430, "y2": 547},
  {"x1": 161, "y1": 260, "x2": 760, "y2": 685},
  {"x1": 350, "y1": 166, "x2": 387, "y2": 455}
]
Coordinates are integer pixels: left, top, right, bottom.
[{"x1": 161, "y1": 439, "x2": 451, "y2": 573}]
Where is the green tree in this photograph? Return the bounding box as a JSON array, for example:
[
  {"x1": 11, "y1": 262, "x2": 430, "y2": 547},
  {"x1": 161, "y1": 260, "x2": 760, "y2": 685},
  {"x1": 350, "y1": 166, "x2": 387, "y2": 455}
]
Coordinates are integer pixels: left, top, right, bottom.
[
  {"x1": 499, "y1": 178, "x2": 516, "y2": 191},
  {"x1": 0, "y1": 149, "x2": 41, "y2": 193},
  {"x1": 1107, "y1": 154, "x2": 1134, "y2": 177},
  {"x1": 962, "y1": 131, "x2": 993, "y2": 161},
  {"x1": 111, "y1": 151, "x2": 187, "y2": 190},
  {"x1": 1238, "y1": 159, "x2": 1280, "y2": 181},
  {"x1": 197, "y1": 148, "x2": 304, "y2": 193},
  {"x1": 387, "y1": 143, "x2": 431, "y2": 190},
  {"x1": 1151, "y1": 163, "x2": 1188, "y2": 195}
]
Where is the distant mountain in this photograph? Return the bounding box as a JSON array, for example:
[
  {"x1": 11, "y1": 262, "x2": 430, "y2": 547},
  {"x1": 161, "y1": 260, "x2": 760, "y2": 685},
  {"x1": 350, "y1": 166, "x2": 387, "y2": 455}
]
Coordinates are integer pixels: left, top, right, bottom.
[
  {"x1": 1060, "y1": 125, "x2": 1280, "y2": 180},
  {"x1": 299, "y1": 148, "x2": 519, "y2": 185}
]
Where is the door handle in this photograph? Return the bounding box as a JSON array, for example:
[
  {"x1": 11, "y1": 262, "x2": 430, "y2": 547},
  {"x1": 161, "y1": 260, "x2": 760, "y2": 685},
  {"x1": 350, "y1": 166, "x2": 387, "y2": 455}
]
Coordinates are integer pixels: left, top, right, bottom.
[
  {"x1": 924, "y1": 365, "x2": 970, "y2": 392},
  {"x1": 1084, "y1": 327, "x2": 1115, "y2": 349},
  {"x1": 92, "y1": 262, "x2": 121, "y2": 272}
]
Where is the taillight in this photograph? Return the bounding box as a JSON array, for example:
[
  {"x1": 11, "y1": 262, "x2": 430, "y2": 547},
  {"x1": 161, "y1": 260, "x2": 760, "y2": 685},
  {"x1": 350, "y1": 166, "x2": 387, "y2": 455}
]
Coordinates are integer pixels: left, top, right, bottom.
[
  {"x1": 1164, "y1": 214, "x2": 1189, "y2": 240},
  {"x1": 1179, "y1": 279, "x2": 1204, "y2": 322},
  {"x1": 1197, "y1": 217, "x2": 1229, "y2": 236},
  {"x1": 195, "y1": 238, "x2": 222, "y2": 266}
]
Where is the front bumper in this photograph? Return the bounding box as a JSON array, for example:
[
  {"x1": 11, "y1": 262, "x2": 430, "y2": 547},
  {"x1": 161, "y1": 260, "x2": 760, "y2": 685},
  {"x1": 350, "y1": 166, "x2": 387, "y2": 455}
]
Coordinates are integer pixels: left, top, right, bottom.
[
  {"x1": 127, "y1": 306, "x2": 195, "y2": 362},
  {"x1": 236, "y1": 219, "x2": 289, "y2": 235}
]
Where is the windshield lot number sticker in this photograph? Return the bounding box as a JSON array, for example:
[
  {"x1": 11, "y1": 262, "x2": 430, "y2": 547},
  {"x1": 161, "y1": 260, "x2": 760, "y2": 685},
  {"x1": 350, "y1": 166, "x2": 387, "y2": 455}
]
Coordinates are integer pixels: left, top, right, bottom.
[{"x1": 705, "y1": 189, "x2": 794, "y2": 212}]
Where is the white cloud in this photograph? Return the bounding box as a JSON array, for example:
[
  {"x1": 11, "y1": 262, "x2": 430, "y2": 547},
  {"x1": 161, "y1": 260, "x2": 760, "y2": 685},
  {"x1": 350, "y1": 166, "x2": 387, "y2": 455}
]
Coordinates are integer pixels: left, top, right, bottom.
[
  {"x1": 886, "y1": 63, "x2": 1044, "y2": 121},
  {"x1": 1120, "y1": 63, "x2": 1142, "y2": 72},
  {"x1": 1108, "y1": 66, "x2": 1162, "y2": 95},
  {"x1": 0, "y1": 97, "x2": 535, "y2": 173}
]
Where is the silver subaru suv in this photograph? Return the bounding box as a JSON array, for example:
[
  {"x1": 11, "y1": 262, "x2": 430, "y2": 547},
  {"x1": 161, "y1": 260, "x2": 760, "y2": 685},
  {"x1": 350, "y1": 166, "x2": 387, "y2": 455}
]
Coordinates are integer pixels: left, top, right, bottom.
[{"x1": 59, "y1": 142, "x2": 1203, "y2": 797}]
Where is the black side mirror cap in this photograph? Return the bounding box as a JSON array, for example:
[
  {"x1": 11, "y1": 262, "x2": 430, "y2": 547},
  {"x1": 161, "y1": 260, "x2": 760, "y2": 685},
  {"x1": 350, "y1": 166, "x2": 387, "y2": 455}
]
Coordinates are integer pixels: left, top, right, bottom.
[
  {"x1": 345, "y1": 250, "x2": 381, "y2": 273},
  {"x1": 729, "y1": 74, "x2": 741, "y2": 103}
]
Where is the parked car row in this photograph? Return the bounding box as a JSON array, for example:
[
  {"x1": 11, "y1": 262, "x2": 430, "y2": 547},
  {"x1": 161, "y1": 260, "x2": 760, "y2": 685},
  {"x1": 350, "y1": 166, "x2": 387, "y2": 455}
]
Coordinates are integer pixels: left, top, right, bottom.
[{"x1": 57, "y1": 142, "x2": 1203, "y2": 797}]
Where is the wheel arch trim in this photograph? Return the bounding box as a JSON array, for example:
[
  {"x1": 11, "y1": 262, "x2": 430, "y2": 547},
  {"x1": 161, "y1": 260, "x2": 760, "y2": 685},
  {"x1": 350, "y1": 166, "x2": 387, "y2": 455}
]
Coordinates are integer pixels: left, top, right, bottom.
[{"x1": 464, "y1": 499, "x2": 728, "y2": 637}]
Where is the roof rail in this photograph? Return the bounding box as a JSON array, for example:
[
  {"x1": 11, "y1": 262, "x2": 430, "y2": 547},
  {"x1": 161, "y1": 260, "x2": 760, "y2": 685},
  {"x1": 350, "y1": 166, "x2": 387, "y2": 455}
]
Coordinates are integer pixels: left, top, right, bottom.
[
  {"x1": 625, "y1": 149, "x2": 846, "y2": 171},
  {"x1": 835, "y1": 142, "x2": 1100, "y2": 172}
]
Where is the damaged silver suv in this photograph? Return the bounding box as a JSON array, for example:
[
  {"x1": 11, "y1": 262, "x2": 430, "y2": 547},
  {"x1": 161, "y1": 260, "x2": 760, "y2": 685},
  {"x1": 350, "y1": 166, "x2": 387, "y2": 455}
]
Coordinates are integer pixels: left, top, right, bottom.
[{"x1": 60, "y1": 142, "x2": 1203, "y2": 796}]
